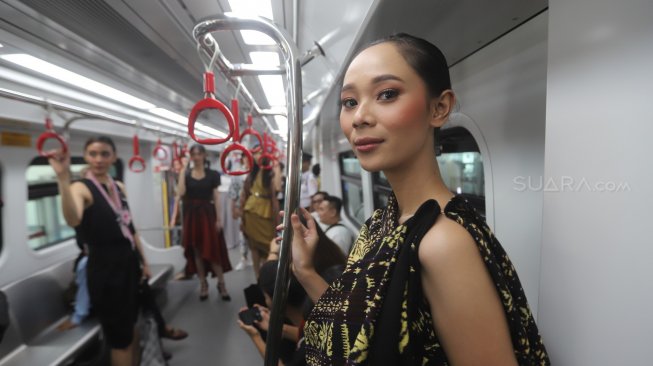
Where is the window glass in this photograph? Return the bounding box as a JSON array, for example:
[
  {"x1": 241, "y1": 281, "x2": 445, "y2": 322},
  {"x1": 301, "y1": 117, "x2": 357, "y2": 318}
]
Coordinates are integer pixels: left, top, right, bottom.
[
  {"x1": 339, "y1": 151, "x2": 361, "y2": 178},
  {"x1": 341, "y1": 180, "x2": 365, "y2": 225},
  {"x1": 339, "y1": 152, "x2": 365, "y2": 225},
  {"x1": 372, "y1": 171, "x2": 389, "y2": 187},
  {"x1": 436, "y1": 152, "x2": 484, "y2": 197},
  {"x1": 437, "y1": 127, "x2": 485, "y2": 217},
  {"x1": 373, "y1": 189, "x2": 390, "y2": 210},
  {"x1": 26, "y1": 156, "x2": 123, "y2": 250}
]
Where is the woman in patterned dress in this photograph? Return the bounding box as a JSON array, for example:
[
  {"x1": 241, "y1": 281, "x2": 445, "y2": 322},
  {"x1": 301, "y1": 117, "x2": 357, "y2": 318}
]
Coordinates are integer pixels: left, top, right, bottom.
[{"x1": 288, "y1": 33, "x2": 550, "y2": 365}]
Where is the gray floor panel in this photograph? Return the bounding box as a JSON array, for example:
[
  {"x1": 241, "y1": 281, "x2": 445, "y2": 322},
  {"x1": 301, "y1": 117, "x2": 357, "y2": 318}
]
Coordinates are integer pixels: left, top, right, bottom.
[{"x1": 162, "y1": 247, "x2": 264, "y2": 366}]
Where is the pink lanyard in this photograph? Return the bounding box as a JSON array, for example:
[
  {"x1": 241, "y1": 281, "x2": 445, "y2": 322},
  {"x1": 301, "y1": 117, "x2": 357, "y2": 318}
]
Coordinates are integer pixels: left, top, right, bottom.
[{"x1": 86, "y1": 172, "x2": 135, "y2": 249}]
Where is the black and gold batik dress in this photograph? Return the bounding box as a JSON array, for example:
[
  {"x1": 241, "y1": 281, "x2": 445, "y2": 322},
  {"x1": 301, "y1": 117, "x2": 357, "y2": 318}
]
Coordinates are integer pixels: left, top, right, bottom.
[{"x1": 303, "y1": 194, "x2": 550, "y2": 365}]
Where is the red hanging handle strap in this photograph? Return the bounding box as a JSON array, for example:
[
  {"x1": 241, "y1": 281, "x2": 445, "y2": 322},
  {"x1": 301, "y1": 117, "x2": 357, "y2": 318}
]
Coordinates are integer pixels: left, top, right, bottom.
[
  {"x1": 241, "y1": 115, "x2": 263, "y2": 153},
  {"x1": 221, "y1": 143, "x2": 254, "y2": 176},
  {"x1": 188, "y1": 72, "x2": 235, "y2": 145},
  {"x1": 128, "y1": 135, "x2": 146, "y2": 173},
  {"x1": 36, "y1": 116, "x2": 68, "y2": 158},
  {"x1": 258, "y1": 132, "x2": 277, "y2": 170},
  {"x1": 152, "y1": 138, "x2": 168, "y2": 161},
  {"x1": 172, "y1": 141, "x2": 182, "y2": 163},
  {"x1": 220, "y1": 98, "x2": 254, "y2": 176},
  {"x1": 232, "y1": 99, "x2": 240, "y2": 142}
]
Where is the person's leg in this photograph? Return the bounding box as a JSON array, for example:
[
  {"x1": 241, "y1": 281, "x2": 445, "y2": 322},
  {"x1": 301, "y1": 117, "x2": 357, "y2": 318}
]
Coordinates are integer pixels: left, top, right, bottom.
[
  {"x1": 193, "y1": 249, "x2": 208, "y2": 300},
  {"x1": 235, "y1": 235, "x2": 250, "y2": 271},
  {"x1": 209, "y1": 262, "x2": 231, "y2": 300},
  {"x1": 111, "y1": 348, "x2": 132, "y2": 366},
  {"x1": 110, "y1": 330, "x2": 137, "y2": 366},
  {"x1": 249, "y1": 241, "x2": 262, "y2": 279},
  {"x1": 139, "y1": 282, "x2": 167, "y2": 336}
]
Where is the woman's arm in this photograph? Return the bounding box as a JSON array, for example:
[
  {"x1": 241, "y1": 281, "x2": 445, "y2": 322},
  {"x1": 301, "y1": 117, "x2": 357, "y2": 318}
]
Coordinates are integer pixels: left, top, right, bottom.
[
  {"x1": 282, "y1": 324, "x2": 300, "y2": 343},
  {"x1": 175, "y1": 161, "x2": 188, "y2": 198},
  {"x1": 272, "y1": 164, "x2": 282, "y2": 194},
  {"x1": 253, "y1": 305, "x2": 300, "y2": 343},
  {"x1": 237, "y1": 318, "x2": 285, "y2": 366},
  {"x1": 241, "y1": 176, "x2": 251, "y2": 211},
  {"x1": 169, "y1": 196, "x2": 180, "y2": 227},
  {"x1": 419, "y1": 217, "x2": 518, "y2": 366},
  {"x1": 268, "y1": 172, "x2": 281, "y2": 226},
  {"x1": 48, "y1": 152, "x2": 89, "y2": 227}
]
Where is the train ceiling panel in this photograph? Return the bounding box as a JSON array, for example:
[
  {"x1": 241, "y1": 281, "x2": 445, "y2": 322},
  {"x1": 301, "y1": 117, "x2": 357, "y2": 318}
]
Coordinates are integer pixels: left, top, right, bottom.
[
  {"x1": 0, "y1": 0, "x2": 376, "y2": 136},
  {"x1": 17, "y1": 0, "x2": 202, "y2": 102},
  {"x1": 319, "y1": 0, "x2": 549, "y2": 144}
]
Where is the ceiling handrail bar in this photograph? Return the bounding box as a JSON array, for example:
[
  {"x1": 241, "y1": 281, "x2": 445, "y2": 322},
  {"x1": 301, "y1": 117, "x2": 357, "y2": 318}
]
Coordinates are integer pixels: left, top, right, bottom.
[
  {"x1": 193, "y1": 13, "x2": 302, "y2": 366},
  {"x1": 0, "y1": 87, "x2": 189, "y2": 139}
]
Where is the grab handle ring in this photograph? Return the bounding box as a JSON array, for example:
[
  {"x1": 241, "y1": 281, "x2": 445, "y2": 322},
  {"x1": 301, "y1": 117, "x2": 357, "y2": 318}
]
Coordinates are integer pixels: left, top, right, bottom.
[
  {"x1": 259, "y1": 152, "x2": 276, "y2": 170},
  {"x1": 221, "y1": 143, "x2": 254, "y2": 176},
  {"x1": 188, "y1": 72, "x2": 235, "y2": 145},
  {"x1": 152, "y1": 138, "x2": 168, "y2": 161},
  {"x1": 241, "y1": 116, "x2": 263, "y2": 152},
  {"x1": 37, "y1": 117, "x2": 68, "y2": 158}
]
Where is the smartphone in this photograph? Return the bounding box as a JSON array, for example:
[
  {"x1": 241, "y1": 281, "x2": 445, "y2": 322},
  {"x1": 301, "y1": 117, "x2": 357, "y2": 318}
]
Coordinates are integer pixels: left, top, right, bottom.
[
  {"x1": 238, "y1": 307, "x2": 262, "y2": 326},
  {"x1": 243, "y1": 284, "x2": 266, "y2": 309}
]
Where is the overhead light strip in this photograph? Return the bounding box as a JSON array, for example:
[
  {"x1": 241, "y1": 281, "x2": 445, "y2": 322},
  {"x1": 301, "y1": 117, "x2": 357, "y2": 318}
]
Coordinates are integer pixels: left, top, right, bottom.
[
  {"x1": 227, "y1": 0, "x2": 275, "y2": 45},
  {"x1": 0, "y1": 54, "x2": 156, "y2": 110}
]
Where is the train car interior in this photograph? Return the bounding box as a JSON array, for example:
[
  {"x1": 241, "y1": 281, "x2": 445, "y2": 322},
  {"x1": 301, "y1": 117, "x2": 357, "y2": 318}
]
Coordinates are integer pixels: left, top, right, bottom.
[{"x1": 0, "y1": 0, "x2": 651, "y2": 365}]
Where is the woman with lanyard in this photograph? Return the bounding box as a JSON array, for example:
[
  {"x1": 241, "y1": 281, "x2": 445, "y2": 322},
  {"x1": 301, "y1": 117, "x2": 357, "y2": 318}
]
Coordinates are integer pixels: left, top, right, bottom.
[
  {"x1": 175, "y1": 144, "x2": 232, "y2": 301},
  {"x1": 49, "y1": 136, "x2": 150, "y2": 366},
  {"x1": 288, "y1": 33, "x2": 550, "y2": 365}
]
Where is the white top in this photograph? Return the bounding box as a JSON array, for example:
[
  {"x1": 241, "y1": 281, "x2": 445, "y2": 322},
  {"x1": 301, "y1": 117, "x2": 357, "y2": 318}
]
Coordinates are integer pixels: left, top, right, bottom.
[
  {"x1": 300, "y1": 171, "x2": 318, "y2": 208},
  {"x1": 324, "y1": 221, "x2": 355, "y2": 255}
]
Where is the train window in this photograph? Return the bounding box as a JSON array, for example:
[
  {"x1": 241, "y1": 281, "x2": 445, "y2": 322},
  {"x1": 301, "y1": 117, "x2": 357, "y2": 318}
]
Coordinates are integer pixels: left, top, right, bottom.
[
  {"x1": 437, "y1": 127, "x2": 485, "y2": 217},
  {"x1": 342, "y1": 180, "x2": 365, "y2": 225},
  {"x1": 372, "y1": 171, "x2": 392, "y2": 209},
  {"x1": 340, "y1": 151, "x2": 362, "y2": 178},
  {"x1": 369, "y1": 127, "x2": 486, "y2": 216},
  {"x1": 339, "y1": 152, "x2": 365, "y2": 225},
  {"x1": 26, "y1": 157, "x2": 123, "y2": 250}
]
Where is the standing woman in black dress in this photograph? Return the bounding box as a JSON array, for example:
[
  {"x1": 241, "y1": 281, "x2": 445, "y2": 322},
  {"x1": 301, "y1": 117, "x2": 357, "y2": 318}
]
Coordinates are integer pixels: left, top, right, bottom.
[
  {"x1": 175, "y1": 144, "x2": 232, "y2": 301},
  {"x1": 49, "y1": 136, "x2": 150, "y2": 366}
]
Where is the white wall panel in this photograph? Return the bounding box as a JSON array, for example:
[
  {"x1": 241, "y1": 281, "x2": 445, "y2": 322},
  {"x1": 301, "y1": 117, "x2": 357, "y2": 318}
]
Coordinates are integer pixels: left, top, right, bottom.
[
  {"x1": 539, "y1": 0, "x2": 653, "y2": 364},
  {"x1": 449, "y1": 13, "x2": 548, "y2": 315}
]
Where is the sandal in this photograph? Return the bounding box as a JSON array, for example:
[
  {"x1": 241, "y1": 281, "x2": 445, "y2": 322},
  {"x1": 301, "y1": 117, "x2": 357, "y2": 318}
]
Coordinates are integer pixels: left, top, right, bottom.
[
  {"x1": 162, "y1": 327, "x2": 188, "y2": 341},
  {"x1": 199, "y1": 280, "x2": 209, "y2": 301},
  {"x1": 217, "y1": 281, "x2": 231, "y2": 301}
]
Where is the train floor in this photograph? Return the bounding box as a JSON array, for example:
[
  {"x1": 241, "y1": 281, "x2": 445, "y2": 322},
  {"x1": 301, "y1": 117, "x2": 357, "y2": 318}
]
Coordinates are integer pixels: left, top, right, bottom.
[{"x1": 160, "y1": 246, "x2": 263, "y2": 365}]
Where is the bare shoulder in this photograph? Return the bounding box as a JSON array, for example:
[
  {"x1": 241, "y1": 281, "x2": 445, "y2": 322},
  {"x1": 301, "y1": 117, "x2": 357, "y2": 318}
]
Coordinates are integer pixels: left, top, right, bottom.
[
  {"x1": 418, "y1": 214, "x2": 479, "y2": 273},
  {"x1": 70, "y1": 180, "x2": 91, "y2": 196}
]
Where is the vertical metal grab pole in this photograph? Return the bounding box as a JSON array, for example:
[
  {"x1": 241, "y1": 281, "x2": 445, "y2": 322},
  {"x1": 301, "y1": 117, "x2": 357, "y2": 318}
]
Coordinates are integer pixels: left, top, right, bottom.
[{"x1": 193, "y1": 14, "x2": 302, "y2": 366}]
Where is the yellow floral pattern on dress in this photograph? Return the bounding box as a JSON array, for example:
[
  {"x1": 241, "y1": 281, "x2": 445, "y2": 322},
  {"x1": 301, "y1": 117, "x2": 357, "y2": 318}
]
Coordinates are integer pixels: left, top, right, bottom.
[{"x1": 304, "y1": 194, "x2": 550, "y2": 365}]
